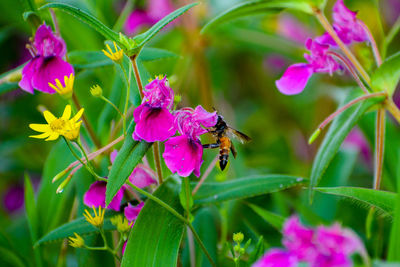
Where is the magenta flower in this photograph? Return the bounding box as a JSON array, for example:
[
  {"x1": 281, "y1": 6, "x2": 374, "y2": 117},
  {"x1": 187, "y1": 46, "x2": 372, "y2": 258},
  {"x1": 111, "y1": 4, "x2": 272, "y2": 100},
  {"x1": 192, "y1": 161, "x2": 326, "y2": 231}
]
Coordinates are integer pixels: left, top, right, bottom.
[
  {"x1": 163, "y1": 106, "x2": 217, "y2": 177},
  {"x1": 83, "y1": 181, "x2": 124, "y2": 211},
  {"x1": 124, "y1": 0, "x2": 174, "y2": 35},
  {"x1": 3, "y1": 184, "x2": 24, "y2": 213},
  {"x1": 253, "y1": 249, "x2": 298, "y2": 267},
  {"x1": 275, "y1": 39, "x2": 341, "y2": 95},
  {"x1": 124, "y1": 202, "x2": 144, "y2": 221},
  {"x1": 133, "y1": 76, "x2": 176, "y2": 142},
  {"x1": 316, "y1": 0, "x2": 368, "y2": 46},
  {"x1": 253, "y1": 215, "x2": 367, "y2": 267},
  {"x1": 277, "y1": 14, "x2": 313, "y2": 44},
  {"x1": 19, "y1": 24, "x2": 74, "y2": 94},
  {"x1": 343, "y1": 128, "x2": 371, "y2": 164}
]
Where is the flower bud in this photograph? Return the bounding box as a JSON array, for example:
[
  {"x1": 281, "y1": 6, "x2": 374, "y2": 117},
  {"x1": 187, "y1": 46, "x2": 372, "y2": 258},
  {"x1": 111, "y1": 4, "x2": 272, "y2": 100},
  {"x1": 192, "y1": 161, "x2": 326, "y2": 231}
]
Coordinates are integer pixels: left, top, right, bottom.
[
  {"x1": 90, "y1": 85, "x2": 103, "y2": 97},
  {"x1": 233, "y1": 232, "x2": 244, "y2": 244}
]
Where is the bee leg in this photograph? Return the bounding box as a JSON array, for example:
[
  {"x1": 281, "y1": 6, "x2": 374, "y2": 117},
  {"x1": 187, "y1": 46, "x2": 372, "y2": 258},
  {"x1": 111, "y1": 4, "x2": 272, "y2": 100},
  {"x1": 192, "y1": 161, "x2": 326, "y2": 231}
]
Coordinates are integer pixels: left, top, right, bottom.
[
  {"x1": 202, "y1": 142, "x2": 220, "y2": 149},
  {"x1": 230, "y1": 142, "x2": 237, "y2": 159}
]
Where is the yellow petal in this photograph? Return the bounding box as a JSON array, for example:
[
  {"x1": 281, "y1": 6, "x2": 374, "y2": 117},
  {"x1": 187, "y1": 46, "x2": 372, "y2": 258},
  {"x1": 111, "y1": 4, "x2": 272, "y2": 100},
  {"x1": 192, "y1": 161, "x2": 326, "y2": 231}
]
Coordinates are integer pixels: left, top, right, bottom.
[
  {"x1": 71, "y1": 108, "x2": 84, "y2": 122},
  {"x1": 29, "y1": 123, "x2": 50, "y2": 132},
  {"x1": 62, "y1": 105, "x2": 72, "y2": 120},
  {"x1": 48, "y1": 82, "x2": 60, "y2": 93},
  {"x1": 43, "y1": 110, "x2": 57, "y2": 123},
  {"x1": 45, "y1": 132, "x2": 60, "y2": 141},
  {"x1": 29, "y1": 132, "x2": 51, "y2": 139}
]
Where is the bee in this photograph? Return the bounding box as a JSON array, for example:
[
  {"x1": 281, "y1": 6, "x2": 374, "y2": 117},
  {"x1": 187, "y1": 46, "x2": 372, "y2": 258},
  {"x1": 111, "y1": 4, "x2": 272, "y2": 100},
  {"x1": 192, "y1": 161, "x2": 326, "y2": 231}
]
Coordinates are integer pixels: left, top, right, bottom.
[{"x1": 203, "y1": 115, "x2": 251, "y2": 171}]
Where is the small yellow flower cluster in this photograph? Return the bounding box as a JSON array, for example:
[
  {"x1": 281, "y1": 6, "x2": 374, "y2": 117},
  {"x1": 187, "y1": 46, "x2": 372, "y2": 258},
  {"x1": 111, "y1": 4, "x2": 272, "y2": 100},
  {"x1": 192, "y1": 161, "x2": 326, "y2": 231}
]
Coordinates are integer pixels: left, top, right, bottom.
[
  {"x1": 48, "y1": 73, "x2": 75, "y2": 99},
  {"x1": 68, "y1": 232, "x2": 85, "y2": 248},
  {"x1": 110, "y1": 215, "x2": 132, "y2": 233},
  {"x1": 29, "y1": 105, "x2": 84, "y2": 141},
  {"x1": 102, "y1": 42, "x2": 123, "y2": 63},
  {"x1": 84, "y1": 206, "x2": 105, "y2": 228}
]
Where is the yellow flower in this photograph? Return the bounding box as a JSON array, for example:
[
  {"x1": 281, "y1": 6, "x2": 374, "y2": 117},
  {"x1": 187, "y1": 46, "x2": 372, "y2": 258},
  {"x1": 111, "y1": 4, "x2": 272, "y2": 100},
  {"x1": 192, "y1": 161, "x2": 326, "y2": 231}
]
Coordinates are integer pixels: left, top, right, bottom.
[
  {"x1": 68, "y1": 232, "x2": 84, "y2": 248},
  {"x1": 233, "y1": 232, "x2": 244, "y2": 244},
  {"x1": 84, "y1": 206, "x2": 105, "y2": 228},
  {"x1": 90, "y1": 84, "x2": 103, "y2": 97},
  {"x1": 29, "y1": 105, "x2": 84, "y2": 141},
  {"x1": 110, "y1": 215, "x2": 132, "y2": 233},
  {"x1": 102, "y1": 42, "x2": 123, "y2": 63},
  {"x1": 48, "y1": 73, "x2": 75, "y2": 99}
]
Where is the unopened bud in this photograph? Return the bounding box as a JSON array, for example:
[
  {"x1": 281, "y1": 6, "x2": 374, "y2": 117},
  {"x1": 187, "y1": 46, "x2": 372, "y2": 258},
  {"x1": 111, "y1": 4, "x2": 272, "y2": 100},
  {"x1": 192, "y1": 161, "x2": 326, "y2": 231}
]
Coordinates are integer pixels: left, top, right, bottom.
[
  {"x1": 308, "y1": 128, "x2": 321, "y2": 144},
  {"x1": 56, "y1": 175, "x2": 72, "y2": 194},
  {"x1": 90, "y1": 85, "x2": 103, "y2": 97},
  {"x1": 233, "y1": 232, "x2": 244, "y2": 244},
  {"x1": 52, "y1": 168, "x2": 70, "y2": 183}
]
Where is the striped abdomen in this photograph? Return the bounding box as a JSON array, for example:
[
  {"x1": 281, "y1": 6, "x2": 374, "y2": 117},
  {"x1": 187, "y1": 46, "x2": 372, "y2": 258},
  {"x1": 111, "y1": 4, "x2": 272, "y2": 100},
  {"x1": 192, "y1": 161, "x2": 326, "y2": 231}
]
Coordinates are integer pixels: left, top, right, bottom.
[{"x1": 219, "y1": 137, "x2": 231, "y2": 171}]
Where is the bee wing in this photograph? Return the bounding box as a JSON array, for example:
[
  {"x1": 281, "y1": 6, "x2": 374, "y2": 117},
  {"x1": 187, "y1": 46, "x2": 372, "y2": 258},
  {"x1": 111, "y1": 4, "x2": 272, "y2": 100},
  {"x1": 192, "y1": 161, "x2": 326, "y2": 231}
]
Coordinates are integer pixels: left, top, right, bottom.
[{"x1": 226, "y1": 127, "x2": 252, "y2": 144}]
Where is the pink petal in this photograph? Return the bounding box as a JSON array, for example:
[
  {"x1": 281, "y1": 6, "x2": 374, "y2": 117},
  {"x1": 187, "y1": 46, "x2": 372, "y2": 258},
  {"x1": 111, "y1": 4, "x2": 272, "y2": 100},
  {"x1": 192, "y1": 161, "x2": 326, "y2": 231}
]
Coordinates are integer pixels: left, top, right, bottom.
[
  {"x1": 192, "y1": 105, "x2": 218, "y2": 128},
  {"x1": 147, "y1": 0, "x2": 174, "y2": 20},
  {"x1": 163, "y1": 135, "x2": 203, "y2": 177},
  {"x1": 252, "y1": 249, "x2": 298, "y2": 267},
  {"x1": 129, "y1": 164, "x2": 157, "y2": 188},
  {"x1": 18, "y1": 57, "x2": 41, "y2": 94},
  {"x1": 83, "y1": 181, "x2": 124, "y2": 211},
  {"x1": 34, "y1": 24, "x2": 67, "y2": 58},
  {"x1": 124, "y1": 202, "x2": 144, "y2": 221},
  {"x1": 275, "y1": 63, "x2": 313, "y2": 95},
  {"x1": 124, "y1": 10, "x2": 153, "y2": 36},
  {"x1": 32, "y1": 56, "x2": 74, "y2": 93},
  {"x1": 133, "y1": 104, "x2": 176, "y2": 142},
  {"x1": 110, "y1": 149, "x2": 118, "y2": 164}
]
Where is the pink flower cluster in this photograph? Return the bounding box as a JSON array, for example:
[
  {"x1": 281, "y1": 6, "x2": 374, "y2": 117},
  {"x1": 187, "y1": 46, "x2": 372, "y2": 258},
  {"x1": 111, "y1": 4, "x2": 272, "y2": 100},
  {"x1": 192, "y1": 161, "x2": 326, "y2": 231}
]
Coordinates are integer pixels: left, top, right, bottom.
[
  {"x1": 275, "y1": 0, "x2": 368, "y2": 95},
  {"x1": 83, "y1": 150, "x2": 157, "y2": 222},
  {"x1": 19, "y1": 24, "x2": 74, "y2": 94},
  {"x1": 133, "y1": 76, "x2": 218, "y2": 177},
  {"x1": 253, "y1": 216, "x2": 367, "y2": 267}
]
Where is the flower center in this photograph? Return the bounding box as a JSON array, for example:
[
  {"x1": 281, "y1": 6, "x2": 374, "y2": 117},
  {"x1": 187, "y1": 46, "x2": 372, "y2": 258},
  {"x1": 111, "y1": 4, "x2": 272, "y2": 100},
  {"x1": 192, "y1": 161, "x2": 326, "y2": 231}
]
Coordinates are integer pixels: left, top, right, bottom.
[{"x1": 50, "y1": 118, "x2": 66, "y2": 131}]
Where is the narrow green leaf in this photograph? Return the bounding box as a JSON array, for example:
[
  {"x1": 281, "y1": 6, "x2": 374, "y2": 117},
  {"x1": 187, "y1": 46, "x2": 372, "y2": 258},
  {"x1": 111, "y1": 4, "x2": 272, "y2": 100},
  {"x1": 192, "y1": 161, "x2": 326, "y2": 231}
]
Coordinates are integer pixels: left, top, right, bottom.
[
  {"x1": 122, "y1": 177, "x2": 184, "y2": 266},
  {"x1": 388, "y1": 161, "x2": 400, "y2": 261},
  {"x1": 247, "y1": 203, "x2": 285, "y2": 230},
  {"x1": 201, "y1": 0, "x2": 319, "y2": 34},
  {"x1": 248, "y1": 236, "x2": 265, "y2": 265},
  {"x1": 139, "y1": 47, "x2": 178, "y2": 62},
  {"x1": 309, "y1": 89, "x2": 385, "y2": 200},
  {"x1": 315, "y1": 187, "x2": 397, "y2": 217},
  {"x1": 133, "y1": 3, "x2": 198, "y2": 50},
  {"x1": 105, "y1": 121, "x2": 152, "y2": 205},
  {"x1": 36, "y1": 211, "x2": 117, "y2": 246},
  {"x1": 193, "y1": 175, "x2": 306, "y2": 205},
  {"x1": 0, "y1": 247, "x2": 26, "y2": 267},
  {"x1": 371, "y1": 52, "x2": 400, "y2": 95},
  {"x1": 40, "y1": 3, "x2": 120, "y2": 44},
  {"x1": 180, "y1": 177, "x2": 194, "y2": 212}
]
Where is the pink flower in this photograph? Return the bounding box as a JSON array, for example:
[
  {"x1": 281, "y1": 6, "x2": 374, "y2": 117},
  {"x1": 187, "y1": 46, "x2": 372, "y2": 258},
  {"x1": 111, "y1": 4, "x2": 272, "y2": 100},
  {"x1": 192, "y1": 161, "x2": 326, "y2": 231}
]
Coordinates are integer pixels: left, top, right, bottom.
[
  {"x1": 253, "y1": 215, "x2": 367, "y2": 267},
  {"x1": 275, "y1": 39, "x2": 341, "y2": 95},
  {"x1": 19, "y1": 24, "x2": 74, "y2": 94},
  {"x1": 343, "y1": 128, "x2": 371, "y2": 164},
  {"x1": 133, "y1": 76, "x2": 176, "y2": 142},
  {"x1": 124, "y1": 202, "x2": 144, "y2": 221},
  {"x1": 124, "y1": 0, "x2": 174, "y2": 35},
  {"x1": 316, "y1": 0, "x2": 368, "y2": 46},
  {"x1": 83, "y1": 181, "x2": 124, "y2": 211},
  {"x1": 162, "y1": 106, "x2": 217, "y2": 177},
  {"x1": 252, "y1": 249, "x2": 298, "y2": 267},
  {"x1": 277, "y1": 15, "x2": 313, "y2": 44}
]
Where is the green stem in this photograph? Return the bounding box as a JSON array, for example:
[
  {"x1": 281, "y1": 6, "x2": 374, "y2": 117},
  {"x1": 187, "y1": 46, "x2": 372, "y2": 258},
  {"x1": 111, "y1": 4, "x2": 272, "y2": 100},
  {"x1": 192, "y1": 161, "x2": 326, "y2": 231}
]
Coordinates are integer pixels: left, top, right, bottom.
[
  {"x1": 374, "y1": 109, "x2": 385, "y2": 190},
  {"x1": 383, "y1": 15, "x2": 400, "y2": 59},
  {"x1": 121, "y1": 61, "x2": 132, "y2": 136},
  {"x1": 126, "y1": 181, "x2": 216, "y2": 267},
  {"x1": 385, "y1": 99, "x2": 400, "y2": 124},
  {"x1": 153, "y1": 142, "x2": 164, "y2": 184},
  {"x1": 101, "y1": 96, "x2": 124, "y2": 119},
  {"x1": 184, "y1": 176, "x2": 191, "y2": 219},
  {"x1": 130, "y1": 55, "x2": 144, "y2": 99}
]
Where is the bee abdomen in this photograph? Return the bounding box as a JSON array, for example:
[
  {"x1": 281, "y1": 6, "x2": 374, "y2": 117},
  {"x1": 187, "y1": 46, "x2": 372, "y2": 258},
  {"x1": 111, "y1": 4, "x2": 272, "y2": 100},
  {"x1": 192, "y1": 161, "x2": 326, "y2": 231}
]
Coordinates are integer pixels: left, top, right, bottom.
[{"x1": 219, "y1": 149, "x2": 229, "y2": 171}]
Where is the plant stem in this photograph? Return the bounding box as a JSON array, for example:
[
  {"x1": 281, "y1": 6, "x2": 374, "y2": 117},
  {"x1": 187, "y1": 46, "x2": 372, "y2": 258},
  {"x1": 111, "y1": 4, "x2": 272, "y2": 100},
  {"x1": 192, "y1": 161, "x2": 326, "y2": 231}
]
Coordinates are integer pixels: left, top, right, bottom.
[
  {"x1": 121, "y1": 61, "x2": 132, "y2": 136},
  {"x1": 361, "y1": 22, "x2": 382, "y2": 66},
  {"x1": 192, "y1": 155, "x2": 218, "y2": 195},
  {"x1": 187, "y1": 226, "x2": 196, "y2": 267},
  {"x1": 374, "y1": 109, "x2": 385, "y2": 190},
  {"x1": 383, "y1": 15, "x2": 400, "y2": 59},
  {"x1": 101, "y1": 96, "x2": 124, "y2": 119},
  {"x1": 126, "y1": 181, "x2": 216, "y2": 267},
  {"x1": 315, "y1": 92, "x2": 387, "y2": 132},
  {"x1": 184, "y1": 176, "x2": 191, "y2": 219},
  {"x1": 49, "y1": 8, "x2": 60, "y2": 35},
  {"x1": 385, "y1": 99, "x2": 400, "y2": 124},
  {"x1": 327, "y1": 51, "x2": 370, "y2": 94},
  {"x1": 130, "y1": 55, "x2": 144, "y2": 99},
  {"x1": 187, "y1": 223, "x2": 217, "y2": 267},
  {"x1": 72, "y1": 94, "x2": 101, "y2": 148},
  {"x1": 313, "y1": 9, "x2": 371, "y2": 84},
  {"x1": 153, "y1": 142, "x2": 164, "y2": 184}
]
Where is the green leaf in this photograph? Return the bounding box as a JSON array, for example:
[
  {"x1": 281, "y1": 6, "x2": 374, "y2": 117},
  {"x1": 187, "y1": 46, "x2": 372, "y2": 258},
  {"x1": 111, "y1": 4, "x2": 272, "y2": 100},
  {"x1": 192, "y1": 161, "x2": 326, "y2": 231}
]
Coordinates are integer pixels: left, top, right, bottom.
[
  {"x1": 193, "y1": 175, "x2": 306, "y2": 205},
  {"x1": 180, "y1": 177, "x2": 194, "y2": 212},
  {"x1": 315, "y1": 187, "x2": 397, "y2": 217},
  {"x1": 371, "y1": 52, "x2": 400, "y2": 95},
  {"x1": 247, "y1": 203, "x2": 285, "y2": 230},
  {"x1": 122, "y1": 177, "x2": 184, "y2": 266},
  {"x1": 248, "y1": 236, "x2": 265, "y2": 265},
  {"x1": 36, "y1": 211, "x2": 117, "y2": 246},
  {"x1": 132, "y1": 3, "x2": 198, "y2": 52},
  {"x1": 40, "y1": 3, "x2": 120, "y2": 44},
  {"x1": 201, "y1": 0, "x2": 320, "y2": 34},
  {"x1": 0, "y1": 247, "x2": 26, "y2": 267},
  {"x1": 105, "y1": 121, "x2": 152, "y2": 206},
  {"x1": 388, "y1": 163, "x2": 400, "y2": 261},
  {"x1": 139, "y1": 47, "x2": 178, "y2": 62},
  {"x1": 309, "y1": 89, "x2": 385, "y2": 200}
]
